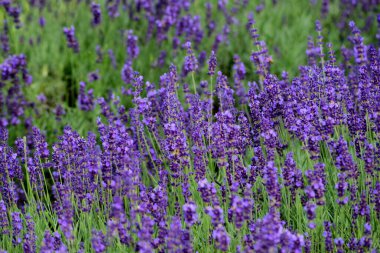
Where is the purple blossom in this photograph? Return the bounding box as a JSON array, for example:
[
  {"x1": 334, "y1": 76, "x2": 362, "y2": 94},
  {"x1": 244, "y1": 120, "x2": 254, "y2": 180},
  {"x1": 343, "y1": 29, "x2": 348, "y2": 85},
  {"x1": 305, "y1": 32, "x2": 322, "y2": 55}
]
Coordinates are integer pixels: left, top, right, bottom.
[
  {"x1": 0, "y1": 200, "x2": 9, "y2": 235},
  {"x1": 78, "y1": 81, "x2": 94, "y2": 111},
  {"x1": 63, "y1": 26, "x2": 79, "y2": 53},
  {"x1": 208, "y1": 50, "x2": 217, "y2": 76},
  {"x1": 126, "y1": 30, "x2": 139, "y2": 60},
  {"x1": 11, "y1": 212, "x2": 22, "y2": 245},
  {"x1": 183, "y1": 202, "x2": 198, "y2": 226},
  {"x1": 212, "y1": 225, "x2": 230, "y2": 252},
  {"x1": 91, "y1": 3, "x2": 102, "y2": 26},
  {"x1": 91, "y1": 230, "x2": 106, "y2": 253},
  {"x1": 23, "y1": 214, "x2": 36, "y2": 253}
]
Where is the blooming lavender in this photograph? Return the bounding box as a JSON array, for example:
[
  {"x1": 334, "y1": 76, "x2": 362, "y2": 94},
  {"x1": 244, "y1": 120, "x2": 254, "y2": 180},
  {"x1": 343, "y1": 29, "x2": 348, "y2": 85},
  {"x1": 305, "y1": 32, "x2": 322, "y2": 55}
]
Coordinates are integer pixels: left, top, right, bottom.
[
  {"x1": 63, "y1": 26, "x2": 79, "y2": 53},
  {"x1": 282, "y1": 152, "x2": 304, "y2": 198},
  {"x1": 91, "y1": 230, "x2": 107, "y2": 253},
  {"x1": 91, "y1": 3, "x2": 102, "y2": 26},
  {"x1": 0, "y1": 200, "x2": 9, "y2": 235},
  {"x1": 23, "y1": 214, "x2": 36, "y2": 253},
  {"x1": 78, "y1": 81, "x2": 94, "y2": 111},
  {"x1": 183, "y1": 202, "x2": 198, "y2": 226},
  {"x1": 212, "y1": 225, "x2": 230, "y2": 252},
  {"x1": 11, "y1": 212, "x2": 22, "y2": 245},
  {"x1": 126, "y1": 30, "x2": 139, "y2": 60},
  {"x1": 0, "y1": 2, "x2": 379, "y2": 253},
  {"x1": 182, "y1": 41, "x2": 198, "y2": 77}
]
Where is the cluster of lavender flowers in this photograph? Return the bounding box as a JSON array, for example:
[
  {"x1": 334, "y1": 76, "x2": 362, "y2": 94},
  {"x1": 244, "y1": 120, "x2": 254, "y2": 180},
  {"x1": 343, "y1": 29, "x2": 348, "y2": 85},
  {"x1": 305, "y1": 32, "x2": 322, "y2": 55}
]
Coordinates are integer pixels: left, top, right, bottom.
[
  {"x1": 1, "y1": 1, "x2": 380, "y2": 253},
  {"x1": 0, "y1": 54, "x2": 32, "y2": 127}
]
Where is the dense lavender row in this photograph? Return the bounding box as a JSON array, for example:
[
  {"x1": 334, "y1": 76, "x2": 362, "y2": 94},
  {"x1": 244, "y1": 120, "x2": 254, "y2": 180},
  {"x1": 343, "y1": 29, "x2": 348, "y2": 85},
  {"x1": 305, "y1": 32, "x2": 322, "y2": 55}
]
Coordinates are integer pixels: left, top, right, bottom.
[{"x1": 1, "y1": 0, "x2": 380, "y2": 253}]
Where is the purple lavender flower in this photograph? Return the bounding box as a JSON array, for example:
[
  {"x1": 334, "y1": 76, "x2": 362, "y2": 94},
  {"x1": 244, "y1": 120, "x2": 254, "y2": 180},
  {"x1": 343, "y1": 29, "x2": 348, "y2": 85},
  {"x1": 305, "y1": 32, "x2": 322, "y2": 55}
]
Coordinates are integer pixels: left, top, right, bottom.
[
  {"x1": 9, "y1": 6, "x2": 21, "y2": 29},
  {"x1": 39, "y1": 17, "x2": 45, "y2": 27},
  {"x1": 371, "y1": 182, "x2": 380, "y2": 218},
  {"x1": 78, "y1": 81, "x2": 94, "y2": 111},
  {"x1": 305, "y1": 163, "x2": 326, "y2": 205},
  {"x1": 323, "y1": 221, "x2": 333, "y2": 252},
  {"x1": 166, "y1": 217, "x2": 190, "y2": 252},
  {"x1": 282, "y1": 152, "x2": 304, "y2": 198},
  {"x1": 334, "y1": 238, "x2": 344, "y2": 253},
  {"x1": 23, "y1": 214, "x2": 36, "y2": 253},
  {"x1": 0, "y1": 20, "x2": 10, "y2": 53},
  {"x1": 40, "y1": 231, "x2": 68, "y2": 252},
  {"x1": 183, "y1": 202, "x2": 198, "y2": 226},
  {"x1": 121, "y1": 61, "x2": 134, "y2": 85},
  {"x1": 182, "y1": 41, "x2": 198, "y2": 76},
  {"x1": 263, "y1": 161, "x2": 281, "y2": 208},
  {"x1": 91, "y1": 230, "x2": 106, "y2": 253},
  {"x1": 54, "y1": 104, "x2": 66, "y2": 121},
  {"x1": 32, "y1": 126, "x2": 49, "y2": 159},
  {"x1": 335, "y1": 173, "x2": 349, "y2": 205},
  {"x1": 252, "y1": 209, "x2": 304, "y2": 252},
  {"x1": 208, "y1": 50, "x2": 217, "y2": 76},
  {"x1": 212, "y1": 225, "x2": 230, "y2": 252},
  {"x1": 304, "y1": 202, "x2": 317, "y2": 221},
  {"x1": 91, "y1": 3, "x2": 102, "y2": 26},
  {"x1": 126, "y1": 30, "x2": 139, "y2": 60},
  {"x1": 11, "y1": 212, "x2": 22, "y2": 245},
  {"x1": 137, "y1": 215, "x2": 155, "y2": 251},
  {"x1": 63, "y1": 26, "x2": 79, "y2": 53},
  {"x1": 88, "y1": 70, "x2": 100, "y2": 83},
  {"x1": 333, "y1": 137, "x2": 358, "y2": 179},
  {"x1": 349, "y1": 21, "x2": 367, "y2": 66},
  {"x1": 0, "y1": 200, "x2": 9, "y2": 235},
  {"x1": 228, "y1": 191, "x2": 253, "y2": 229},
  {"x1": 107, "y1": 0, "x2": 120, "y2": 18},
  {"x1": 57, "y1": 194, "x2": 74, "y2": 241},
  {"x1": 40, "y1": 231, "x2": 55, "y2": 253},
  {"x1": 198, "y1": 179, "x2": 218, "y2": 205}
]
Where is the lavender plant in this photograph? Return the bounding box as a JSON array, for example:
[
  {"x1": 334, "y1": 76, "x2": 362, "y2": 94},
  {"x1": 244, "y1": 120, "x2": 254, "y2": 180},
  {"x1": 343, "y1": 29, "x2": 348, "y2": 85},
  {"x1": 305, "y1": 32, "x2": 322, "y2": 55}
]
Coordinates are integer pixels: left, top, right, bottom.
[{"x1": 0, "y1": 0, "x2": 380, "y2": 253}]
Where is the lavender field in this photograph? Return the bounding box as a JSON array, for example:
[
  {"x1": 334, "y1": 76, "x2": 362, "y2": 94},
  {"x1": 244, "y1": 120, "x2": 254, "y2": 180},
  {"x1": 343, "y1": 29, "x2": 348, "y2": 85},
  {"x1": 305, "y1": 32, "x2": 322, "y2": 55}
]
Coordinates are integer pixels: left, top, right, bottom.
[{"x1": 1, "y1": 0, "x2": 380, "y2": 252}]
